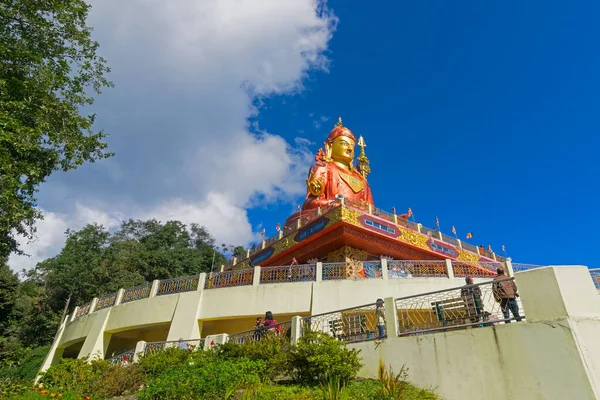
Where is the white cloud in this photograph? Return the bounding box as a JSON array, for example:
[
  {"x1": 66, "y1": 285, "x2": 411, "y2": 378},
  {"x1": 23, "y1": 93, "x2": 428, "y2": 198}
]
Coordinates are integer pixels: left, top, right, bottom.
[
  {"x1": 313, "y1": 115, "x2": 330, "y2": 129},
  {"x1": 8, "y1": 0, "x2": 337, "y2": 271}
]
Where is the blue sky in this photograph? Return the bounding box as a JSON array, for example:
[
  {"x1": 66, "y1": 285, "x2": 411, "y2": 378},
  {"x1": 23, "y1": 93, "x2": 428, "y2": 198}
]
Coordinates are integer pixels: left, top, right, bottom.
[{"x1": 8, "y1": 1, "x2": 599, "y2": 271}]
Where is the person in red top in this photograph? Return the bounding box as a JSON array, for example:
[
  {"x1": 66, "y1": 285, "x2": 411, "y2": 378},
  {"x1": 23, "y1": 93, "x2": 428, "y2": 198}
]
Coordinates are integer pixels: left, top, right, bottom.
[{"x1": 263, "y1": 311, "x2": 283, "y2": 335}]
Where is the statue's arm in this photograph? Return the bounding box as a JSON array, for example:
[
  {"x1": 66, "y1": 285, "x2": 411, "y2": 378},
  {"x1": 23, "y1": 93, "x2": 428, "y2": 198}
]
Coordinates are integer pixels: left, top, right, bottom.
[{"x1": 306, "y1": 163, "x2": 327, "y2": 197}]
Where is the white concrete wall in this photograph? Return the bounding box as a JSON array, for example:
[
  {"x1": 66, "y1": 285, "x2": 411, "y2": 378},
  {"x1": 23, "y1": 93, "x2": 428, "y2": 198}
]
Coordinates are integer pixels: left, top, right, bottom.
[{"x1": 349, "y1": 266, "x2": 600, "y2": 400}]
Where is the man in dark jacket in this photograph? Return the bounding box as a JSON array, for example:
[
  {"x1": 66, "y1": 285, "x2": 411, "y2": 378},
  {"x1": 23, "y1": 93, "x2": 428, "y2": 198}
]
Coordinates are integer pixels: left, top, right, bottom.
[{"x1": 492, "y1": 267, "x2": 522, "y2": 322}]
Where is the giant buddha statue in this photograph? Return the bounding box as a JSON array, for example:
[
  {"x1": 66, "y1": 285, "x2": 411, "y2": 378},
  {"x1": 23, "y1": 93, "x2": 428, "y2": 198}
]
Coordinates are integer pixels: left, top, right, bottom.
[{"x1": 285, "y1": 118, "x2": 374, "y2": 229}]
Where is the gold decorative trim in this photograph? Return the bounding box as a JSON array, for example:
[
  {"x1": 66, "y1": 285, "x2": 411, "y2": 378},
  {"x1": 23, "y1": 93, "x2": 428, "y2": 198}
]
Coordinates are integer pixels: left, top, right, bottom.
[
  {"x1": 456, "y1": 248, "x2": 480, "y2": 262},
  {"x1": 397, "y1": 227, "x2": 430, "y2": 250},
  {"x1": 340, "y1": 206, "x2": 362, "y2": 226}
]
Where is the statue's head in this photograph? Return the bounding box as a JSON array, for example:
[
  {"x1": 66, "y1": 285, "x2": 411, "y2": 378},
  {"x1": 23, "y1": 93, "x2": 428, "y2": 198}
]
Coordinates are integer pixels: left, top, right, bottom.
[{"x1": 325, "y1": 120, "x2": 356, "y2": 165}]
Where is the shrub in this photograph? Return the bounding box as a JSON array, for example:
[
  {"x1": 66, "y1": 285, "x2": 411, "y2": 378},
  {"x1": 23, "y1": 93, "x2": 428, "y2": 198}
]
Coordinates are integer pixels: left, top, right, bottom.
[
  {"x1": 138, "y1": 356, "x2": 265, "y2": 400},
  {"x1": 38, "y1": 358, "x2": 109, "y2": 396},
  {"x1": 0, "y1": 346, "x2": 50, "y2": 381},
  {"x1": 96, "y1": 363, "x2": 146, "y2": 398},
  {"x1": 216, "y1": 334, "x2": 291, "y2": 381},
  {"x1": 288, "y1": 330, "x2": 362, "y2": 386},
  {"x1": 136, "y1": 346, "x2": 190, "y2": 379}
]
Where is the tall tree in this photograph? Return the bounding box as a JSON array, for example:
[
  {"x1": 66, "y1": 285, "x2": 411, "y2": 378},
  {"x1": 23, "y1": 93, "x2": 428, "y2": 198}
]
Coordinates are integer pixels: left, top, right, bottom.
[{"x1": 0, "y1": 0, "x2": 113, "y2": 259}]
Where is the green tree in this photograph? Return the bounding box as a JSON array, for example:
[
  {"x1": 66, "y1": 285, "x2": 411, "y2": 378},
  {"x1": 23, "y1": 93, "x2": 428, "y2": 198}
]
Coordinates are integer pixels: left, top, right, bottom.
[
  {"x1": 0, "y1": 0, "x2": 113, "y2": 259},
  {"x1": 0, "y1": 263, "x2": 19, "y2": 334}
]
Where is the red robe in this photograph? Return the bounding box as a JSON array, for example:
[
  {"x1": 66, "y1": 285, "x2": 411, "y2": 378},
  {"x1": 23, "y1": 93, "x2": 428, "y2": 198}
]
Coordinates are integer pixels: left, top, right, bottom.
[{"x1": 302, "y1": 161, "x2": 374, "y2": 210}]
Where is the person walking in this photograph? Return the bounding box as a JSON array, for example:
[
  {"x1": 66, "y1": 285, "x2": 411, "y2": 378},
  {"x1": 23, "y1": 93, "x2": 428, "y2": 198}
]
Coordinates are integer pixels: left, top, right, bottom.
[
  {"x1": 375, "y1": 298, "x2": 386, "y2": 340},
  {"x1": 492, "y1": 267, "x2": 522, "y2": 322}
]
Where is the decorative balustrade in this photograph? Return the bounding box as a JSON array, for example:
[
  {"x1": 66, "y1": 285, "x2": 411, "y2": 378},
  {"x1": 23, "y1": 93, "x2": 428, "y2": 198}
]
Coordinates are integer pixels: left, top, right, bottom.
[
  {"x1": 74, "y1": 302, "x2": 91, "y2": 320},
  {"x1": 322, "y1": 261, "x2": 382, "y2": 280},
  {"x1": 205, "y1": 269, "x2": 254, "y2": 289},
  {"x1": 388, "y1": 260, "x2": 447, "y2": 278},
  {"x1": 263, "y1": 233, "x2": 280, "y2": 248},
  {"x1": 229, "y1": 321, "x2": 292, "y2": 344},
  {"x1": 460, "y1": 241, "x2": 479, "y2": 254},
  {"x1": 452, "y1": 261, "x2": 499, "y2": 278},
  {"x1": 302, "y1": 302, "x2": 380, "y2": 343},
  {"x1": 95, "y1": 291, "x2": 118, "y2": 311},
  {"x1": 395, "y1": 277, "x2": 525, "y2": 336},
  {"x1": 512, "y1": 263, "x2": 543, "y2": 273},
  {"x1": 440, "y1": 233, "x2": 459, "y2": 247},
  {"x1": 106, "y1": 349, "x2": 135, "y2": 365},
  {"x1": 144, "y1": 339, "x2": 205, "y2": 356},
  {"x1": 419, "y1": 225, "x2": 437, "y2": 238},
  {"x1": 157, "y1": 275, "x2": 199, "y2": 296},
  {"x1": 121, "y1": 283, "x2": 152, "y2": 304},
  {"x1": 344, "y1": 198, "x2": 369, "y2": 212},
  {"x1": 372, "y1": 207, "x2": 395, "y2": 223},
  {"x1": 590, "y1": 268, "x2": 600, "y2": 290},
  {"x1": 259, "y1": 265, "x2": 316, "y2": 284}
]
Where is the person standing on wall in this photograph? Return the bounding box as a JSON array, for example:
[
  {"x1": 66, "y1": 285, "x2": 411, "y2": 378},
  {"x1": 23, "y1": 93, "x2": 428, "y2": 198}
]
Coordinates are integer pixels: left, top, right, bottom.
[
  {"x1": 492, "y1": 267, "x2": 523, "y2": 323},
  {"x1": 375, "y1": 298, "x2": 387, "y2": 340}
]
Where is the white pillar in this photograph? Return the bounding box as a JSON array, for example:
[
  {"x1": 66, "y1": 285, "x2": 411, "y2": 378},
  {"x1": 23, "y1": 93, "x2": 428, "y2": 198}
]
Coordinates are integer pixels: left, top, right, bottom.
[
  {"x1": 133, "y1": 340, "x2": 147, "y2": 363},
  {"x1": 457, "y1": 239, "x2": 463, "y2": 249},
  {"x1": 114, "y1": 289, "x2": 125, "y2": 306},
  {"x1": 261, "y1": 240, "x2": 266, "y2": 249},
  {"x1": 316, "y1": 262, "x2": 323, "y2": 282},
  {"x1": 290, "y1": 316, "x2": 303, "y2": 346},
  {"x1": 88, "y1": 298, "x2": 99, "y2": 314},
  {"x1": 70, "y1": 306, "x2": 79, "y2": 322},
  {"x1": 381, "y1": 258, "x2": 389, "y2": 280},
  {"x1": 150, "y1": 279, "x2": 160, "y2": 298},
  {"x1": 204, "y1": 334, "x2": 229, "y2": 351},
  {"x1": 505, "y1": 258, "x2": 514, "y2": 277},
  {"x1": 368, "y1": 204, "x2": 373, "y2": 214},
  {"x1": 416, "y1": 223, "x2": 422, "y2": 233},
  {"x1": 253, "y1": 266, "x2": 261, "y2": 286},
  {"x1": 437, "y1": 232, "x2": 443, "y2": 241},
  {"x1": 279, "y1": 230, "x2": 283, "y2": 239},
  {"x1": 36, "y1": 320, "x2": 67, "y2": 380},
  {"x1": 383, "y1": 297, "x2": 398, "y2": 338},
  {"x1": 445, "y1": 259, "x2": 455, "y2": 279},
  {"x1": 197, "y1": 273, "x2": 207, "y2": 291}
]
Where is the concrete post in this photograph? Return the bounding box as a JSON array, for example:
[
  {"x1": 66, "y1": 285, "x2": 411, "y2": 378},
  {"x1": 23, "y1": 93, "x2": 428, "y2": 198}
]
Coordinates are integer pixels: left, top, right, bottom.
[
  {"x1": 505, "y1": 258, "x2": 515, "y2": 277},
  {"x1": 290, "y1": 316, "x2": 304, "y2": 346},
  {"x1": 253, "y1": 266, "x2": 261, "y2": 286},
  {"x1": 150, "y1": 280, "x2": 160, "y2": 298},
  {"x1": 204, "y1": 334, "x2": 229, "y2": 351},
  {"x1": 457, "y1": 239, "x2": 463, "y2": 249},
  {"x1": 416, "y1": 223, "x2": 422, "y2": 233},
  {"x1": 297, "y1": 218, "x2": 302, "y2": 229},
  {"x1": 197, "y1": 273, "x2": 207, "y2": 291},
  {"x1": 133, "y1": 340, "x2": 147, "y2": 363},
  {"x1": 383, "y1": 297, "x2": 399, "y2": 338},
  {"x1": 88, "y1": 298, "x2": 99, "y2": 314},
  {"x1": 437, "y1": 232, "x2": 443, "y2": 241},
  {"x1": 393, "y1": 214, "x2": 398, "y2": 224},
  {"x1": 368, "y1": 204, "x2": 373, "y2": 214},
  {"x1": 316, "y1": 262, "x2": 323, "y2": 282},
  {"x1": 70, "y1": 306, "x2": 79, "y2": 322},
  {"x1": 380, "y1": 258, "x2": 389, "y2": 280},
  {"x1": 318, "y1": 207, "x2": 322, "y2": 216},
  {"x1": 278, "y1": 230, "x2": 283, "y2": 239},
  {"x1": 445, "y1": 259, "x2": 455, "y2": 279},
  {"x1": 261, "y1": 240, "x2": 266, "y2": 249},
  {"x1": 114, "y1": 289, "x2": 125, "y2": 306},
  {"x1": 246, "y1": 249, "x2": 250, "y2": 258}
]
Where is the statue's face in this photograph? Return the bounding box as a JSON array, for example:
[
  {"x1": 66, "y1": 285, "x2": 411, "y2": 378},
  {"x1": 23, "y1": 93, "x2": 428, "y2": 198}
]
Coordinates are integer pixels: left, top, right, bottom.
[{"x1": 330, "y1": 136, "x2": 355, "y2": 164}]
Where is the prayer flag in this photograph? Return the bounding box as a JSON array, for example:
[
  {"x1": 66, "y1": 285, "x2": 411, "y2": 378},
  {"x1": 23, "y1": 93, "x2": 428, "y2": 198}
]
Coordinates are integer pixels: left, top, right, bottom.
[
  {"x1": 466, "y1": 232, "x2": 473, "y2": 239},
  {"x1": 452, "y1": 226, "x2": 457, "y2": 235},
  {"x1": 392, "y1": 206, "x2": 396, "y2": 214},
  {"x1": 407, "y1": 207, "x2": 412, "y2": 216},
  {"x1": 502, "y1": 244, "x2": 506, "y2": 252},
  {"x1": 435, "y1": 216, "x2": 440, "y2": 229},
  {"x1": 276, "y1": 223, "x2": 281, "y2": 232},
  {"x1": 261, "y1": 228, "x2": 265, "y2": 237},
  {"x1": 296, "y1": 205, "x2": 301, "y2": 213},
  {"x1": 488, "y1": 245, "x2": 492, "y2": 252}
]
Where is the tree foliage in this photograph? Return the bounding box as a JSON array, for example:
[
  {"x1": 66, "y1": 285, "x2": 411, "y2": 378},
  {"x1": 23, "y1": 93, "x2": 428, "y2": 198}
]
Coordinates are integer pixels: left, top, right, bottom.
[
  {"x1": 0, "y1": 0, "x2": 113, "y2": 259},
  {"x1": 0, "y1": 219, "x2": 230, "y2": 367}
]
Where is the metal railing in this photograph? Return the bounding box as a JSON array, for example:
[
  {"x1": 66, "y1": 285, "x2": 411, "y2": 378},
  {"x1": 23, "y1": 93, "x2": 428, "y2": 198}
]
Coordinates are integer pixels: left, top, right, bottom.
[
  {"x1": 440, "y1": 233, "x2": 459, "y2": 247},
  {"x1": 106, "y1": 349, "x2": 135, "y2": 365},
  {"x1": 322, "y1": 261, "x2": 382, "y2": 280},
  {"x1": 157, "y1": 275, "x2": 199, "y2": 296},
  {"x1": 205, "y1": 269, "x2": 254, "y2": 289},
  {"x1": 228, "y1": 321, "x2": 292, "y2": 344},
  {"x1": 460, "y1": 241, "x2": 478, "y2": 254},
  {"x1": 121, "y1": 283, "x2": 152, "y2": 304},
  {"x1": 95, "y1": 292, "x2": 118, "y2": 311},
  {"x1": 512, "y1": 263, "x2": 544, "y2": 273},
  {"x1": 388, "y1": 260, "x2": 447, "y2": 278},
  {"x1": 259, "y1": 265, "x2": 316, "y2": 284},
  {"x1": 589, "y1": 268, "x2": 600, "y2": 290},
  {"x1": 452, "y1": 261, "x2": 499, "y2": 278},
  {"x1": 302, "y1": 302, "x2": 382, "y2": 343},
  {"x1": 344, "y1": 198, "x2": 370, "y2": 212},
  {"x1": 420, "y1": 225, "x2": 437, "y2": 238},
  {"x1": 74, "y1": 302, "x2": 91, "y2": 319},
  {"x1": 395, "y1": 277, "x2": 525, "y2": 336},
  {"x1": 144, "y1": 338, "x2": 205, "y2": 356},
  {"x1": 372, "y1": 207, "x2": 395, "y2": 223}
]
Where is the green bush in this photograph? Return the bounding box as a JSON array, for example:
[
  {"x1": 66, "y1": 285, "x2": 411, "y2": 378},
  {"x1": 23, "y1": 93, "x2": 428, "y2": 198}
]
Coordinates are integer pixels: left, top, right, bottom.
[
  {"x1": 38, "y1": 358, "x2": 108, "y2": 396},
  {"x1": 216, "y1": 334, "x2": 291, "y2": 381},
  {"x1": 138, "y1": 356, "x2": 265, "y2": 400},
  {"x1": 288, "y1": 330, "x2": 362, "y2": 386},
  {"x1": 0, "y1": 346, "x2": 49, "y2": 381},
  {"x1": 137, "y1": 346, "x2": 190, "y2": 379}
]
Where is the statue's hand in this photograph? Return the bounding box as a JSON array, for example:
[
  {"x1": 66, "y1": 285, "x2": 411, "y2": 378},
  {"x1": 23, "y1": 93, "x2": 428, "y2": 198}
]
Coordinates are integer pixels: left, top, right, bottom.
[{"x1": 306, "y1": 177, "x2": 324, "y2": 197}]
